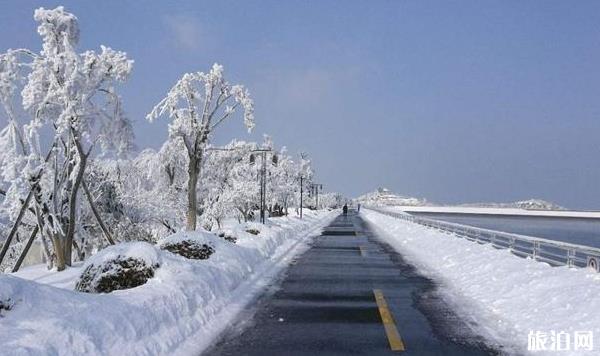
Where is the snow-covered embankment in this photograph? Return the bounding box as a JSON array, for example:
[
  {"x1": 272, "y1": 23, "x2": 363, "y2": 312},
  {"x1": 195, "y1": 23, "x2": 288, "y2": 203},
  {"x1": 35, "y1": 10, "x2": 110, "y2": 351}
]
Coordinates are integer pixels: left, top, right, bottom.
[
  {"x1": 362, "y1": 209, "x2": 600, "y2": 355},
  {"x1": 0, "y1": 210, "x2": 334, "y2": 355}
]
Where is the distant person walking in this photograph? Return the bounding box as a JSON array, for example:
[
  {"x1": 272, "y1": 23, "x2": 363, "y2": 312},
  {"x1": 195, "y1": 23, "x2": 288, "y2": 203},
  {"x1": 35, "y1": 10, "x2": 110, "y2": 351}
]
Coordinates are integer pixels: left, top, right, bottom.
[
  {"x1": 342, "y1": 204, "x2": 348, "y2": 217},
  {"x1": 357, "y1": 203, "x2": 361, "y2": 212}
]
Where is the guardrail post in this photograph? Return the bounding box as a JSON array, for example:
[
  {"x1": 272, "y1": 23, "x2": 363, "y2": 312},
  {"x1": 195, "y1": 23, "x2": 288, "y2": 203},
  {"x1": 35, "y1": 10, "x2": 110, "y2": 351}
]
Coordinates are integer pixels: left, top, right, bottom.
[
  {"x1": 567, "y1": 249, "x2": 575, "y2": 268},
  {"x1": 533, "y1": 242, "x2": 539, "y2": 260},
  {"x1": 509, "y1": 237, "x2": 515, "y2": 251},
  {"x1": 588, "y1": 256, "x2": 599, "y2": 272}
]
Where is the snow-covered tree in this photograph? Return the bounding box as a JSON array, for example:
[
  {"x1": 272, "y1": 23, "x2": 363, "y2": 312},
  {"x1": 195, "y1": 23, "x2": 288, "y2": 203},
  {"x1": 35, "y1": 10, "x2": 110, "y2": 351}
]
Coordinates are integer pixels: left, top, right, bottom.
[
  {"x1": 295, "y1": 152, "x2": 314, "y2": 211},
  {"x1": 319, "y1": 192, "x2": 345, "y2": 209},
  {"x1": 261, "y1": 139, "x2": 295, "y2": 216},
  {"x1": 0, "y1": 7, "x2": 133, "y2": 270},
  {"x1": 199, "y1": 140, "x2": 257, "y2": 229},
  {"x1": 84, "y1": 151, "x2": 181, "y2": 246},
  {"x1": 147, "y1": 64, "x2": 254, "y2": 231},
  {"x1": 0, "y1": 7, "x2": 323, "y2": 275}
]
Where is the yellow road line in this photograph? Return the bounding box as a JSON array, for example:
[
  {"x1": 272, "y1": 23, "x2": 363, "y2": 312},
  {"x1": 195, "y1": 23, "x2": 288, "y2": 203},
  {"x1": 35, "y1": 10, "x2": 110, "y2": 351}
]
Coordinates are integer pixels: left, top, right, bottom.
[
  {"x1": 373, "y1": 289, "x2": 406, "y2": 352},
  {"x1": 359, "y1": 246, "x2": 368, "y2": 257}
]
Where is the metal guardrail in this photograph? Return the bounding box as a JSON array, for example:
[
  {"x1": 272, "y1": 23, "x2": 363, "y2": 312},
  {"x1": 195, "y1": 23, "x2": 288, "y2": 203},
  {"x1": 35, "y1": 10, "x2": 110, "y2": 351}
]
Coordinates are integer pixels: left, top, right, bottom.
[{"x1": 367, "y1": 207, "x2": 600, "y2": 272}]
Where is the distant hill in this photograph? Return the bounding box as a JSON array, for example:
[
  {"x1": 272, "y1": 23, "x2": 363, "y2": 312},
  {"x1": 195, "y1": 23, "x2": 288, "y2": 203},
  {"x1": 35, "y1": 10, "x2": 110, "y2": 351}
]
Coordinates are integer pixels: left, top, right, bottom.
[
  {"x1": 355, "y1": 188, "x2": 428, "y2": 207},
  {"x1": 459, "y1": 199, "x2": 566, "y2": 211},
  {"x1": 356, "y1": 188, "x2": 565, "y2": 211}
]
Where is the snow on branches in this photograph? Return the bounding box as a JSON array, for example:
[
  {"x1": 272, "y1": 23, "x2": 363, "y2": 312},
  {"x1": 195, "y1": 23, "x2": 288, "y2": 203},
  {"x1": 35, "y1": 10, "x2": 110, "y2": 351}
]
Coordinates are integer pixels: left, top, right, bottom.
[
  {"x1": 147, "y1": 64, "x2": 254, "y2": 231},
  {"x1": 146, "y1": 63, "x2": 254, "y2": 144},
  {"x1": 0, "y1": 6, "x2": 134, "y2": 271}
]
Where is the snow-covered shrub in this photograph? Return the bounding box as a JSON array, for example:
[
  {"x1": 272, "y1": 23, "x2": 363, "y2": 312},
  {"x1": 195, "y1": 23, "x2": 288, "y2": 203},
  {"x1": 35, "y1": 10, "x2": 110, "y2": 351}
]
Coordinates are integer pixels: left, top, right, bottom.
[
  {"x1": 75, "y1": 242, "x2": 160, "y2": 293},
  {"x1": 76, "y1": 258, "x2": 156, "y2": 293},
  {"x1": 245, "y1": 228, "x2": 260, "y2": 235},
  {"x1": 269, "y1": 208, "x2": 286, "y2": 217},
  {"x1": 214, "y1": 223, "x2": 264, "y2": 243},
  {"x1": 161, "y1": 240, "x2": 214, "y2": 260},
  {"x1": 0, "y1": 298, "x2": 12, "y2": 317},
  {"x1": 243, "y1": 222, "x2": 263, "y2": 236},
  {"x1": 217, "y1": 230, "x2": 237, "y2": 243},
  {"x1": 158, "y1": 231, "x2": 219, "y2": 260}
]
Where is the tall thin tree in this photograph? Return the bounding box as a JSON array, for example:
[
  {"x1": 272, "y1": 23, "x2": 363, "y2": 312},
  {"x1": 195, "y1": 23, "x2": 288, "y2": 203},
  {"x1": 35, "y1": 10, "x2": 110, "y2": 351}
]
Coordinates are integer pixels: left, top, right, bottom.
[{"x1": 147, "y1": 64, "x2": 254, "y2": 231}]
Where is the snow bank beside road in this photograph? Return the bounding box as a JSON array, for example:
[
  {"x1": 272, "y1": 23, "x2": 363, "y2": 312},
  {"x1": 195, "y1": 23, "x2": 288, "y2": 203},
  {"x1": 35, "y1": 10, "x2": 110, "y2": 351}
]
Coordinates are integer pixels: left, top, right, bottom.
[
  {"x1": 363, "y1": 209, "x2": 600, "y2": 355},
  {"x1": 0, "y1": 210, "x2": 334, "y2": 356}
]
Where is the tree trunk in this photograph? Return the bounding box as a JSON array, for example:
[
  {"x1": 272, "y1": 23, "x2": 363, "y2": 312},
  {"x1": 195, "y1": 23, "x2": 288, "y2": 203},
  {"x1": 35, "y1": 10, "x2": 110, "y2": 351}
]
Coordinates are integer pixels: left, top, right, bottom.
[
  {"x1": 52, "y1": 233, "x2": 66, "y2": 271},
  {"x1": 39, "y1": 232, "x2": 53, "y2": 270},
  {"x1": 64, "y1": 149, "x2": 87, "y2": 266},
  {"x1": 0, "y1": 188, "x2": 34, "y2": 265},
  {"x1": 32, "y1": 203, "x2": 54, "y2": 270},
  {"x1": 236, "y1": 207, "x2": 248, "y2": 222},
  {"x1": 11, "y1": 225, "x2": 39, "y2": 273},
  {"x1": 186, "y1": 155, "x2": 199, "y2": 231}
]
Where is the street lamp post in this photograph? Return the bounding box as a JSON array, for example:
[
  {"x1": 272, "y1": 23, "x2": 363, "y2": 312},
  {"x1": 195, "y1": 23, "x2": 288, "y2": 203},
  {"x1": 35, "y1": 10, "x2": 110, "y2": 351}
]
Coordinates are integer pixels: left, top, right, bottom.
[
  {"x1": 310, "y1": 183, "x2": 323, "y2": 210},
  {"x1": 300, "y1": 176, "x2": 303, "y2": 219},
  {"x1": 250, "y1": 149, "x2": 273, "y2": 224}
]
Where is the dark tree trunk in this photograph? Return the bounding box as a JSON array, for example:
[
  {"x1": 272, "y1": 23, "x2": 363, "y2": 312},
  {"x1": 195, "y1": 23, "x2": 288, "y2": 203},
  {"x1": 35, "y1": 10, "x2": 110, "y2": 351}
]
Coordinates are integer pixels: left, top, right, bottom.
[
  {"x1": 11, "y1": 225, "x2": 39, "y2": 272},
  {"x1": 186, "y1": 155, "x2": 200, "y2": 231},
  {"x1": 64, "y1": 145, "x2": 87, "y2": 266},
  {"x1": 0, "y1": 188, "x2": 34, "y2": 265}
]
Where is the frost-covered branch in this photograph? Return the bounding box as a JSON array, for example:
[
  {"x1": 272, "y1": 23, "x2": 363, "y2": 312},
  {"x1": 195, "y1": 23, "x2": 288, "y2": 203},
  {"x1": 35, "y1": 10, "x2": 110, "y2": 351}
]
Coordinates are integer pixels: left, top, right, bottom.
[
  {"x1": 0, "y1": 6, "x2": 134, "y2": 270},
  {"x1": 147, "y1": 63, "x2": 254, "y2": 230}
]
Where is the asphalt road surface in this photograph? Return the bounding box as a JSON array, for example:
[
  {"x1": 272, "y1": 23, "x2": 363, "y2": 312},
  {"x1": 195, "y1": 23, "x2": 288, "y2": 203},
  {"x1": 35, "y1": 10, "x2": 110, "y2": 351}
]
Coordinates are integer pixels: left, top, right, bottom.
[{"x1": 205, "y1": 211, "x2": 500, "y2": 355}]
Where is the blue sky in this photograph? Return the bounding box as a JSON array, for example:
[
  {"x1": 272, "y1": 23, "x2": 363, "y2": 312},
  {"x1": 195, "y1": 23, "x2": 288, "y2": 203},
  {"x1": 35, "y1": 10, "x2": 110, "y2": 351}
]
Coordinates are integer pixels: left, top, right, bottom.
[{"x1": 2, "y1": 1, "x2": 600, "y2": 208}]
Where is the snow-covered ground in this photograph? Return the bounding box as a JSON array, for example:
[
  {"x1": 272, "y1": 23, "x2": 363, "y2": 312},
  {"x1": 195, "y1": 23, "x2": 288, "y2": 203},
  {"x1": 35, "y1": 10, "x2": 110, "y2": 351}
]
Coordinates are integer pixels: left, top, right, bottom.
[
  {"x1": 385, "y1": 205, "x2": 600, "y2": 219},
  {"x1": 362, "y1": 209, "x2": 600, "y2": 355},
  {"x1": 0, "y1": 210, "x2": 334, "y2": 356}
]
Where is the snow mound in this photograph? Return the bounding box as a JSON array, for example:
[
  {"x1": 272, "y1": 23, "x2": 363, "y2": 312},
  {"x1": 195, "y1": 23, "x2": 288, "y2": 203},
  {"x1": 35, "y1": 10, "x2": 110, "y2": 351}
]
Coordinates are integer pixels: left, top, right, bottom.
[
  {"x1": 355, "y1": 187, "x2": 429, "y2": 207},
  {"x1": 215, "y1": 222, "x2": 264, "y2": 243},
  {"x1": 75, "y1": 242, "x2": 160, "y2": 293},
  {"x1": 158, "y1": 231, "x2": 219, "y2": 260}
]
